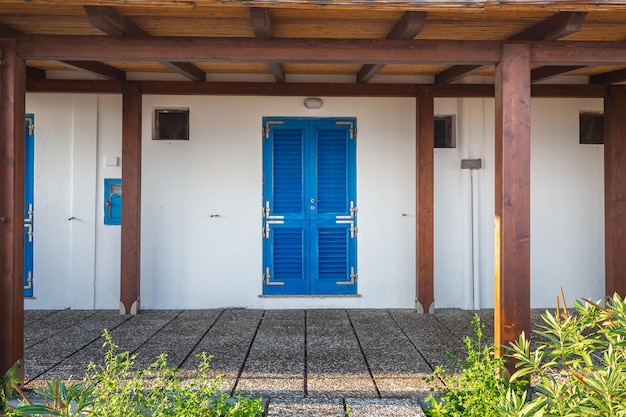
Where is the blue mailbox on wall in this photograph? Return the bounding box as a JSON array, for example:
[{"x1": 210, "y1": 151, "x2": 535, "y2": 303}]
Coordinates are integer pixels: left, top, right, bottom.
[{"x1": 104, "y1": 178, "x2": 122, "y2": 225}]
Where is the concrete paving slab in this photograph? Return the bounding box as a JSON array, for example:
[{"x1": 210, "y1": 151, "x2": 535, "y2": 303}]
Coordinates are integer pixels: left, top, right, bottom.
[
  {"x1": 24, "y1": 310, "x2": 99, "y2": 348},
  {"x1": 346, "y1": 398, "x2": 427, "y2": 417},
  {"x1": 266, "y1": 397, "x2": 345, "y2": 417}
]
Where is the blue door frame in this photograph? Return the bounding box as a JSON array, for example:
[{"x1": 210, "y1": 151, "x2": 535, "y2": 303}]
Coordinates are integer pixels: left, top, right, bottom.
[
  {"x1": 262, "y1": 117, "x2": 357, "y2": 295},
  {"x1": 24, "y1": 114, "x2": 34, "y2": 297}
]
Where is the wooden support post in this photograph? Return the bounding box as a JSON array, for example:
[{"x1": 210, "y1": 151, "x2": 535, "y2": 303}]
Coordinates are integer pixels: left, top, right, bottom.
[
  {"x1": 604, "y1": 86, "x2": 626, "y2": 299},
  {"x1": 416, "y1": 85, "x2": 434, "y2": 314},
  {"x1": 494, "y1": 43, "x2": 531, "y2": 373},
  {"x1": 0, "y1": 38, "x2": 26, "y2": 382},
  {"x1": 120, "y1": 82, "x2": 141, "y2": 315}
]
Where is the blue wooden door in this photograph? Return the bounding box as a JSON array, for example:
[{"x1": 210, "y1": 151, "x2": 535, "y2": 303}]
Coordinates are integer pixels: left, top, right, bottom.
[
  {"x1": 24, "y1": 114, "x2": 34, "y2": 297},
  {"x1": 262, "y1": 117, "x2": 357, "y2": 295}
]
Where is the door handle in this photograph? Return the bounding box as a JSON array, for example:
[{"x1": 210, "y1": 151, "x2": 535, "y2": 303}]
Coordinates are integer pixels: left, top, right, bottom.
[{"x1": 310, "y1": 199, "x2": 321, "y2": 203}]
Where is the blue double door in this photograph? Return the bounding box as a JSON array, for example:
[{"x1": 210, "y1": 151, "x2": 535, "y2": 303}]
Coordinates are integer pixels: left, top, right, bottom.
[{"x1": 262, "y1": 117, "x2": 357, "y2": 295}]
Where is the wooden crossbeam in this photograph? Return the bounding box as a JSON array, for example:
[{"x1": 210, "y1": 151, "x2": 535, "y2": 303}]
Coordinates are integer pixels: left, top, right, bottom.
[
  {"x1": 84, "y1": 6, "x2": 205, "y2": 81},
  {"x1": 531, "y1": 65, "x2": 588, "y2": 83},
  {"x1": 509, "y1": 12, "x2": 587, "y2": 41},
  {"x1": 591, "y1": 68, "x2": 626, "y2": 85},
  {"x1": 16, "y1": 36, "x2": 503, "y2": 64},
  {"x1": 249, "y1": 8, "x2": 285, "y2": 83},
  {"x1": 0, "y1": 24, "x2": 44, "y2": 79},
  {"x1": 56, "y1": 60, "x2": 126, "y2": 80},
  {"x1": 357, "y1": 11, "x2": 426, "y2": 83},
  {"x1": 436, "y1": 12, "x2": 587, "y2": 84}
]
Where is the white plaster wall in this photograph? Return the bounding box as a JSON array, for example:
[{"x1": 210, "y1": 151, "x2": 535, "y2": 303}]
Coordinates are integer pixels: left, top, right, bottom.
[
  {"x1": 25, "y1": 93, "x2": 123, "y2": 309},
  {"x1": 25, "y1": 93, "x2": 605, "y2": 310},
  {"x1": 433, "y1": 97, "x2": 605, "y2": 309},
  {"x1": 529, "y1": 99, "x2": 605, "y2": 306},
  {"x1": 140, "y1": 96, "x2": 416, "y2": 309}
]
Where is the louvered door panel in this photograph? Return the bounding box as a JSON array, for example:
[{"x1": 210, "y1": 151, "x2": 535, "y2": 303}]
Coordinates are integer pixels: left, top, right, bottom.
[
  {"x1": 317, "y1": 128, "x2": 348, "y2": 215},
  {"x1": 273, "y1": 129, "x2": 304, "y2": 215}
]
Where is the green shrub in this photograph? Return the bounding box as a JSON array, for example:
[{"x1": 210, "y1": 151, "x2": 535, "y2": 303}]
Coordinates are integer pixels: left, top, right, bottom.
[
  {"x1": 424, "y1": 315, "x2": 526, "y2": 417},
  {"x1": 502, "y1": 293, "x2": 626, "y2": 417},
  {"x1": 3, "y1": 330, "x2": 264, "y2": 417}
]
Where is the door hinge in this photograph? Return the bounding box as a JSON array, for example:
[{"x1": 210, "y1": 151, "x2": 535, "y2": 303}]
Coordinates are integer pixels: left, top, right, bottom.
[
  {"x1": 263, "y1": 267, "x2": 284, "y2": 286},
  {"x1": 24, "y1": 203, "x2": 34, "y2": 242},
  {"x1": 263, "y1": 120, "x2": 284, "y2": 139},
  {"x1": 26, "y1": 117, "x2": 34, "y2": 135},
  {"x1": 337, "y1": 267, "x2": 357, "y2": 285},
  {"x1": 336, "y1": 201, "x2": 357, "y2": 238},
  {"x1": 262, "y1": 201, "x2": 284, "y2": 239},
  {"x1": 24, "y1": 271, "x2": 33, "y2": 290},
  {"x1": 335, "y1": 121, "x2": 356, "y2": 139}
]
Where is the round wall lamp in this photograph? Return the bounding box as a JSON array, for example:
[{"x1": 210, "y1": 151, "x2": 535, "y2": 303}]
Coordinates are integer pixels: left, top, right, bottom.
[{"x1": 304, "y1": 97, "x2": 323, "y2": 109}]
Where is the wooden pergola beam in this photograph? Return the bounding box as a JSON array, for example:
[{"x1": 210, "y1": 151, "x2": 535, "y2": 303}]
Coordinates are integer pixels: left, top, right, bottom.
[
  {"x1": 604, "y1": 86, "x2": 626, "y2": 298},
  {"x1": 24, "y1": 79, "x2": 609, "y2": 98},
  {"x1": 416, "y1": 85, "x2": 434, "y2": 314},
  {"x1": 16, "y1": 36, "x2": 503, "y2": 64},
  {"x1": 494, "y1": 43, "x2": 531, "y2": 374},
  {"x1": 357, "y1": 11, "x2": 427, "y2": 83},
  {"x1": 591, "y1": 68, "x2": 626, "y2": 85},
  {"x1": 509, "y1": 12, "x2": 587, "y2": 41},
  {"x1": 0, "y1": 38, "x2": 26, "y2": 382},
  {"x1": 120, "y1": 82, "x2": 142, "y2": 315},
  {"x1": 531, "y1": 65, "x2": 588, "y2": 83},
  {"x1": 84, "y1": 6, "x2": 205, "y2": 81},
  {"x1": 249, "y1": 8, "x2": 285, "y2": 83},
  {"x1": 436, "y1": 12, "x2": 587, "y2": 84},
  {"x1": 56, "y1": 60, "x2": 126, "y2": 80}
]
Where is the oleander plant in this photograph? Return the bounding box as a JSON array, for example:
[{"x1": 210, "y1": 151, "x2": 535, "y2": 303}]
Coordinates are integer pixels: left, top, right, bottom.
[{"x1": 1, "y1": 330, "x2": 264, "y2": 417}]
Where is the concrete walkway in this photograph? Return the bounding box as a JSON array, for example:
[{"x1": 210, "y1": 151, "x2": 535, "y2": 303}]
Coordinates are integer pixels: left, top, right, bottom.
[{"x1": 21, "y1": 308, "x2": 544, "y2": 416}]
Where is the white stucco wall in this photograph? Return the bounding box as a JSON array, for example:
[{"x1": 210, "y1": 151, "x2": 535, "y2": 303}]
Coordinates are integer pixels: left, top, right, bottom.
[{"x1": 25, "y1": 93, "x2": 606, "y2": 310}]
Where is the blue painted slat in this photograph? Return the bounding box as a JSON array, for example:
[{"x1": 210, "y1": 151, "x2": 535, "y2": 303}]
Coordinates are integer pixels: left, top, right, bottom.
[
  {"x1": 317, "y1": 228, "x2": 348, "y2": 280},
  {"x1": 24, "y1": 115, "x2": 35, "y2": 297}
]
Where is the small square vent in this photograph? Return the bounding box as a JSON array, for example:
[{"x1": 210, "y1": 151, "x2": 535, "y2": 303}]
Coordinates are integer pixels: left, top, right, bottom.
[{"x1": 153, "y1": 108, "x2": 189, "y2": 141}]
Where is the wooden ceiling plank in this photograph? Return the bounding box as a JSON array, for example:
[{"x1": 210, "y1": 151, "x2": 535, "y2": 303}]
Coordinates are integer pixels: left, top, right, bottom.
[
  {"x1": 357, "y1": 11, "x2": 427, "y2": 83},
  {"x1": 249, "y1": 8, "x2": 284, "y2": 83},
  {"x1": 435, "y1": 64, "x2": 488, "y2": 85},
  {"x1": 16, "y1": 36, "x2": 503, "y2": 65},
  {"x1": 161, "y1": 61, "x2": 206, "y2": 81},
  {"x1": 509, "y1": 12, "x2": 588, "y2": 41},
  {"x1": 531, "y1": 65, "x2": 589, "y2": 82},
  {"x1": 84, "y1": 5, "x2": 149, "y2": 36},
  {"x1": 57, "y1": 60, "x2": 125, "y2": 80},
  {"x1": 590, "y1": 68, "x2": 626, "y2": 85},
  {"x1": 436, "y1": 12, "x2": 587, "y2": 84}
]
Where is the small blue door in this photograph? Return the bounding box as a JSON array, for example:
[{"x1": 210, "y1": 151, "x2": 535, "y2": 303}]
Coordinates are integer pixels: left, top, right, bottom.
[
  {"x1": 262, "y1": 117, "x2": 357, "y2": 295},
  {"x1": 24, "y1": 114, "x2": 35, "y2": 297}
]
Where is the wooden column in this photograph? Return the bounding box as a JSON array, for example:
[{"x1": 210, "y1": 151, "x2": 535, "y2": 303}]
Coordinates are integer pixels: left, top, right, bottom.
[
  {"x1": 416, "y1": 85, "x2": 434, "y2": 314},
  {"x1": 604, "y1": 86, "x2": 626, "y2": 298},
  {"x1": 120, "y1": 82, "x2": 141, "y2": 315},
  {"x1": 494, "y1": 43, "x2": 531, "y2": 371},
  {"x1": 0, "y1": 38, "x2": 26, "y2": 381}
]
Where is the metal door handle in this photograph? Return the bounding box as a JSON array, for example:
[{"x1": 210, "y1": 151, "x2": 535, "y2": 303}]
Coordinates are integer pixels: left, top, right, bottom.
[{"x1": 310, "y1": 199, "x2": 321, "y2": 203}]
